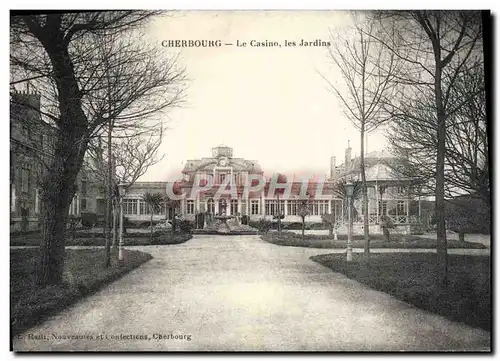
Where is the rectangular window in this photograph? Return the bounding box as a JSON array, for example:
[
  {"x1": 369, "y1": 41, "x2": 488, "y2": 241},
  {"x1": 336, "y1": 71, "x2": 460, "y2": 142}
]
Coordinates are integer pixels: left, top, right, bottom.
[
  {"x1": 21, "y1": 167, "x2": 30, "y2": 192},
  {"x1": 139, "y1": 200, "x2": 148, "y2": 215},
  {"x1": 240, "y1": 200, "x2": 246, "y2": 215},
  {"x1": 311, "y1": 201, "x2": 320, "y2": 216},
  {"x1": 81, "y1": 198, "x2": 87, "y2": 211},
  {"x1": 251, "y1": 200, "x2": 259, "y2": 215},
  {"x1": 317, "y1": 200, "x2": 328, "y2": 215},
  {"x1": 287, "y1": 200, "x2": 298, "y2": 216},
  {"x1": 187, "y1": 200, "x2": 195, "y2": 214},
  {"x1": 265, "y1": 200, "x2": 277, "y2": 216},
  {"x1": 207, "y1": 199, "x2": 215, "y2": 214},
  {"x1": 397, "y1": 201, "x2": 405, "y2": 215},
  {"x1": 230, "y1": 199, "x2": 238, "y2": 215},
  {"x1": 278, "y1": 200, "x2": 285, "y2": 216},
  {"x1": 81, "y1": 180, "x2": 87, "y2": 197},
  {"x1": 123, "y1": 199, "x2": 138, "y2": 215},
  {"x1": 219, "y1": 173, "x2": 226, "y2": 184}
]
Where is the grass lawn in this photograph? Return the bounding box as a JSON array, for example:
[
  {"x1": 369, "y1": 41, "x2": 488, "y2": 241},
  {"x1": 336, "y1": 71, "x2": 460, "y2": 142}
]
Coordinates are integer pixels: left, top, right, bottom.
[
  {"x1": 10, "y1": 232, "x2": 192, "y2": 247},
  {"x1": 261, "y1": 232, "x2": 486, "y2": 249},
  {"x1": 311, "y1": 253, "x2": 491, "y2": 331},
  {"x1": 11, "y1": 248, "x2": 152, "y2": 336}
]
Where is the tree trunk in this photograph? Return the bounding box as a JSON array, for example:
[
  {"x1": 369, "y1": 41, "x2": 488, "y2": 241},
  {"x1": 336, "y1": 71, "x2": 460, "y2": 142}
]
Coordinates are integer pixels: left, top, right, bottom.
[
  {"x1": 360, "y1": 128, "x2": 370, "y2": 255},
  {"x1": 277, "y1": 194, "x2": 281, "y2": 235},
  {"x1": 104, "y1": 117, "x2": 112, "y2": 268},
  {"x1": 329, "y1": 226, "x2": 333, "y2": 236},
  {"x1": 435, "y1": 61, "x2": 448, "y2": 288},
  {"x1": 172, "y1": 208, "x2": 176, "y2": 235},
  {"x1": 112, "y1": 201, "x2": 117, "y2": 248},
  {"x1": 38, "y1": 149, "x2": 85, "y2": 286},
  {"x1": 32, "y1": 21, "x2": 90, "y2": 286},
  {"x1": 301, "y1": 217, "x2": 305, "y2": 241},
  {"x1": 38, "y1": 202, "x2": 68, "y2": 286},
  {"x1": 150, "y1": 211, "x2": 154, "y2": 242}
]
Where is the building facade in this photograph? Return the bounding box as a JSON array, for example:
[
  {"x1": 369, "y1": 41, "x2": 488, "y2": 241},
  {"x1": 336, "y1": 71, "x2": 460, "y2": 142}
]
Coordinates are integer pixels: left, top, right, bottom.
[
  {"x1": 176, "y1": 145, "x2": 341, "y2": 224},
  {"x1": 329, "y1": 141, "x2": 422, "y2": 234},
  {"x1": 172, "y1": 144, "x2": 421, "y2": 233},
  {"x1": 106, "y1": 182, "x2": 173, "y2": 225},
  {"x1": 10, "y1": 96, "x2": 420, "y2": 236},
  {"x1": 10, "y1": 91, "x2": 99, "y2": 231}
]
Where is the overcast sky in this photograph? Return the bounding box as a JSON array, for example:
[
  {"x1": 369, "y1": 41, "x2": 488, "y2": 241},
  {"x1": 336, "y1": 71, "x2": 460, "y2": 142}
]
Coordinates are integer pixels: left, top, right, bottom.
[{"x1": 140, "y1": 11, "x2": 389, "y2": 182}]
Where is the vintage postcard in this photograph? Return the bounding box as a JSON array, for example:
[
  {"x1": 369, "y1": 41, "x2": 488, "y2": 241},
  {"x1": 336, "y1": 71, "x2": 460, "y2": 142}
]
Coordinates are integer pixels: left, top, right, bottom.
[{"x1": 10, "y1": 10, "x2": 490, "y2": 352}]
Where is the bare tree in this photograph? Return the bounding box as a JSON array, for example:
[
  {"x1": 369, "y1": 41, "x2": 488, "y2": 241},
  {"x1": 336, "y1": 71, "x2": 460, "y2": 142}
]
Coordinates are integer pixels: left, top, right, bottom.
[
  {"x1": 86, "y1": 126, "x2": 165, "y2": 192},
  {"x1": 297, "y1": 200, "x2": 311, "y2": 242},
  {"x1": 142, "y1": 192, "x2": 165, "y2": 242},
  {"x1": 322, "y1": 15, "x2": 399, "y2": 256},
  {"x1": 370, "y1": 10, "x2": 483, "y2": 286},
  {"x1": 388, "y1": 62, "x2": 487, "y2": 203},
  {"x1": 10, "y1": 12, "x2": 186, "y2": 286},
  {"x1": 85, "y1": 124, "x2": 165, "y2": 250}
]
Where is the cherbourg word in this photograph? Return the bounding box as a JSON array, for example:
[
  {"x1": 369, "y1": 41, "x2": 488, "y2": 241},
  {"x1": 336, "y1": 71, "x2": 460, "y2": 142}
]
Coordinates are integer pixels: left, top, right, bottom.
[{"x1": 161, "y1": 39, "x2": 331, "y2": 48}]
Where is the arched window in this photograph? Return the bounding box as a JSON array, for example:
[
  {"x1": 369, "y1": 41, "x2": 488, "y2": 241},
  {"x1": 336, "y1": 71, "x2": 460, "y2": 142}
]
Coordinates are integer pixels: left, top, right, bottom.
[
  {"x1": 218, "y1": 198, "x2": 227, "y2": 215},
  {"x1": 207, "y1": 198, "x2": 215, "y2": 214},
  {"x1": 230, "y1": 199, "x2": 238, "y2": 215}
]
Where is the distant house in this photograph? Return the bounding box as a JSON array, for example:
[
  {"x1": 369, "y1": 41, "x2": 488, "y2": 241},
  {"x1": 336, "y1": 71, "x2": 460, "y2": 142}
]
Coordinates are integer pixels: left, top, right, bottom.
[{"x1": 329, "y1": 141, "x2": 424, "y2": 234}]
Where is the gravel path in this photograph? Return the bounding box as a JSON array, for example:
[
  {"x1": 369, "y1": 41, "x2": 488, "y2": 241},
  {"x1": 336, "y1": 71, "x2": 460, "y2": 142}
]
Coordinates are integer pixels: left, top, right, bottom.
[{"x1": 12, "y1": 235, "x2": 490, "y2": 351}]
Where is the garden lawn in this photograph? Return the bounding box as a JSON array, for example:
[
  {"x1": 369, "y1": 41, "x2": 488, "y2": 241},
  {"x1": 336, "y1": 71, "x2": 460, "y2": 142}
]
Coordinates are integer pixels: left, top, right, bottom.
[
  {"x1": 311, "y1": 253, "x2": 491, "y2": 331},
  {"x1": 11, "y1": 248, "x2": 152, "y2": 336},
  {"x1": 10, "y1": 232, "x2": 192, "y2": 247},
  {"x1": 261, "y1": 232, "x2": 486, "y2": 249}
]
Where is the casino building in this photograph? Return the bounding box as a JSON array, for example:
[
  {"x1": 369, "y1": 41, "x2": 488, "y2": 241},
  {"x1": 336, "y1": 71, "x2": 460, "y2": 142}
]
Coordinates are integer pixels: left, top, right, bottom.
[
  {"x1": 151, "y1": 144, "x2": 421, "y2": 233},
  {"x1": 175, "y1": 144, "x2": 339, "y2": 224}
]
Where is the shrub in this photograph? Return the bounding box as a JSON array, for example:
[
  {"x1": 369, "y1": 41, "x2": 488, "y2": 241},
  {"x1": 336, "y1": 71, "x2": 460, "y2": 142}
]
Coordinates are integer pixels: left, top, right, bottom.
[
  {"x1": 380, "y1": 215, "x2": 395, "y2": 241},
  {"x1": 179, "y1": 220, "x2": 194, "y2": 233},
  {"x1": 248, "y1": 220, "x2": 258, "y2": 229},
  {"x1": 256, "y1": 219, "x2": 272, "y2": 233},
  {"x1": 241, "y1": 215, "x2": 249, "y2": 225},
  {"x1": 81, "y1": 212, "x2": 98, "y2": 228},
  {"x1": 151, "y1": 231, "x2": 192, "y2": 245},
  {"x1": 410, "y1": 223, "x2": 427, "y2": 235},
  {"x1": 283, "y1": 222, "x2": 303, "y2": 230},
  {"x1": 309, "y1": 222, "x2": 326, "y2": 230},
  {"x1": 446, "y1": 200, "x2": 491, "y2": 235}
]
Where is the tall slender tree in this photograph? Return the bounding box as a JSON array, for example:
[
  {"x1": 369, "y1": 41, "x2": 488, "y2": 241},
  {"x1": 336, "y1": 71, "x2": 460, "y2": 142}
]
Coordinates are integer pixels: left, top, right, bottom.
[
  {"x1": 370, "y1": 10, "x2": 483, "y2": 286},
  {"x1": 322, "y1": 15, "x2": 399, "y2": 257}
]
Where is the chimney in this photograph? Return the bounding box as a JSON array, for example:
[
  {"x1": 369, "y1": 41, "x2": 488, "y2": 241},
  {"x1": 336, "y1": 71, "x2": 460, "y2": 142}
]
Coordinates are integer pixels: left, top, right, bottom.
[
  {"x1": 330, "y1": 156, "x2": 336, "y2": 178},
  {"x1": 345, "y1": 140, "x2": 352, "y2": 169}
]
